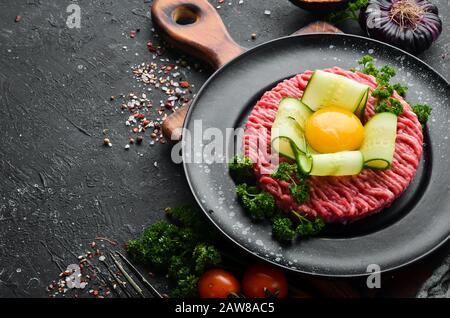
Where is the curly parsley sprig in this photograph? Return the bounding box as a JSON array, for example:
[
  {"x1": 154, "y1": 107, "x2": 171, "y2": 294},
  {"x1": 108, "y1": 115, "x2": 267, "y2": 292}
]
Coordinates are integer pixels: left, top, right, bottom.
[
  {"x1": 357, "y1": 55, "x2": 406, "y2": 115},
  {"x1": 236, "y1": 183, "x2": 276, "y2": 222},
  {"x1": 272, "y1": 213, "x2": 325, "y2": 242},
  {"x1": 230, "y1": 156, "x2": 324, "y2": 242},
  {"x1": 229, "y1": 155, "x2": 254, "y2": 184},
  {"x1": 127, "y1": 206, "x2": 222, "y2": 298},
  {"x1": 271, "y1": 163, "x2": 309, "y2": 204},
  {"x1": 412, "y1": 104, "x2": 432, "y2": 126},
  {"x1": 356, "y1": 55, "x2": 432, "y2": 123}
]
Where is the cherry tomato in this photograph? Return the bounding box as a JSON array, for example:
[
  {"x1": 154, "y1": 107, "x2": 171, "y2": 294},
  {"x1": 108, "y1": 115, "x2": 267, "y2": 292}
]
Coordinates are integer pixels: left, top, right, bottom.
[
  {"x1": 242, "y1": 264, "x2": 288, "y2": 298},
  {"x1": 198, "y1": 268, "x2": 240, "y2": 298}
]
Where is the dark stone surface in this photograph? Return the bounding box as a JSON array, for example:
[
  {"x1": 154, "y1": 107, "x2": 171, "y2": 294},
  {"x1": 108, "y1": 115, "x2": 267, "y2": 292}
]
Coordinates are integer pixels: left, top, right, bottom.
[{"x1": 0, "y1": 0, "x2": 448, "y2": 297}]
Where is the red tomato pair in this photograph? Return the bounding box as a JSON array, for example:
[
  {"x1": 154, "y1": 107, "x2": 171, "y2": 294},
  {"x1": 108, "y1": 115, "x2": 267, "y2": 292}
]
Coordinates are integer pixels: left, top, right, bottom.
[{"x1": 198, "y1": 264, "x2": 288, "y2": 298}]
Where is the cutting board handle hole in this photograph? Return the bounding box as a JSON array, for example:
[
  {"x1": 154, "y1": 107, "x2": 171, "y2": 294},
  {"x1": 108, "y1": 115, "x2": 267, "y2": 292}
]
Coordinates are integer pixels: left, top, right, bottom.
[{"x1": 172, "y1": 6, "x2": 198, "y2": 25}]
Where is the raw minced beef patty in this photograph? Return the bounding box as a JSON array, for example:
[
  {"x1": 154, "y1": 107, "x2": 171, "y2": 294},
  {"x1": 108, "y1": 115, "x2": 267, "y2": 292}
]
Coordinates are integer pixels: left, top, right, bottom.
[{"x1": 243, "y1": 67, "x2": 423, "y2": 223}]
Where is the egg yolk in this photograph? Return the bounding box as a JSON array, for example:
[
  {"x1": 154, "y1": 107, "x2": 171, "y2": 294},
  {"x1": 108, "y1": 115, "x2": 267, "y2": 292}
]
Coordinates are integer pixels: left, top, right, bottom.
[{"x1": 305, "y1": 107, "x2": 365, "y2": 153}]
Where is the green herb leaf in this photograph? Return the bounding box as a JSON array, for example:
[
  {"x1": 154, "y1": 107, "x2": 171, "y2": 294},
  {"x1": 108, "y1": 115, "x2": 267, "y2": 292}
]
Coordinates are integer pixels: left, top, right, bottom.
[
  {"x1": 192, "y1": 243, "x2": 222, "y2": 273},
  {"x1": 271, "y1": 213, "x2": 325, "y2": 242},
  {"x1": 171, "y1": 275, "x2": 199, "y2": 298},
  {"x1": 356, "y1": 55, "x2": 407, "y2": 116},
  {"x1": 288, "y1": 182, "x2": 309, "y2": 205},
  {"x1": 374, "y1": 98, "x2": 404, "y2": 115},
  {"x1": 165, "y1": 205, "x2": 205, "y2": 233},
  {"x1": 168, "y1": 255, "x2": 191, "y2": 281},
  {"x1": 229, "y1": 155, "x2": 254, "y2": 184},
  {"x1": 412, "y1": 104, "x2": 432, "y2": 126},
  {"x1": 272, "y1": 163, "x2": 309, "y2": 204},
  {"x1": 126, "y1": 206, "x2": 224, "y2": 298},
  {"x1": 372, "y1": 87, "x2": 392, "y2": 100},
  {"x1": 271, "y1": 162, "x2": 297, "y2": 181},
  {"x1": 327, "y1": 0, "x2": 369, "y2": 24},
  {"x1": 392, "y1": 83, "x2": 408, "y2": 96},
  {"x1": 294, "y1": 213, "x2": 325, "y2": 237},
  {"x1": 272, "y1": 217, "x2": 296, "y2": 242},
  {"x1": 236, "y1": 183, "x2": 276, "y2": 221}
]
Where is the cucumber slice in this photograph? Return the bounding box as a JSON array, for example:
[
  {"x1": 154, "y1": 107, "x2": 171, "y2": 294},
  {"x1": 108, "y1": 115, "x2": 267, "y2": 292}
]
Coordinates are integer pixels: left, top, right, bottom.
[
  {"x1": 297, "y1": 153, "x2": 313, "y2": 175},
  {"x1": 277, "y1": 98, "x2": 312, "y2": 127},
  {"x1": 302, "y1": 70, "x2": 370, "y2": 113},
  {"x1": 289, "y1": 141, "x2": 313, "y2": 174},
  {"x1": 302, "y1": 151, "x2": 364, "y2": 176},
  {"x1": 360, "y1": 112, "x2": 398, "y2": 170},
  {"x1": 271, "y1": 117, "x2": 307, "y2": 160},
  {"x1": 271, "y1": 98, "x2": 313, "y2": 159},
  {"x1": 355, "y1": 88, "x2": 369, "y2": 119}
]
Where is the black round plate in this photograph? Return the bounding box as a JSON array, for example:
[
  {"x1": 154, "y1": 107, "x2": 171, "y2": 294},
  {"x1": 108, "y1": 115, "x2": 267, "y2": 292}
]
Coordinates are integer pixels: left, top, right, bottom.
[{"x1": 183, "y1": 33, "x2": 450, "y2": 277}]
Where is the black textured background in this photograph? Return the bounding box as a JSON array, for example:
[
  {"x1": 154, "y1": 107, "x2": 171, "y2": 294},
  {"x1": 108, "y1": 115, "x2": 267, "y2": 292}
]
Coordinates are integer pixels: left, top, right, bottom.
[{"x1": 0, "y1": 0, "x2": 448, "y2": 297}]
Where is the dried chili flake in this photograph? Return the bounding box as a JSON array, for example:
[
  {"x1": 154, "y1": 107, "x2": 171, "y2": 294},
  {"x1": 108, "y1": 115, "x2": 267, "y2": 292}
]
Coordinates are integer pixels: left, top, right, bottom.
[
  {"x1": 180, "y1": 81, "x2": 190, "y2": 88},
  {"x1": 147, "y1": 41, "x2": 157, "y2": 52},
  {"x1": 164, "y1": 100, "x2": 174, "y2": 109}
]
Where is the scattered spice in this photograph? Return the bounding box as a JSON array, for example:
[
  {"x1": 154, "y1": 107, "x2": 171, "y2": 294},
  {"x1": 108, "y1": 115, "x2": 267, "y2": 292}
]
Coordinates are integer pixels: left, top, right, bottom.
[
  {"x1": 179, "y1": 81, "x2": 190, "y2": 88},
  {"x1": 15, "y1": 15, "x2": 22, "y2": 23},
  {"x1": 47, "y1": 239, "x2": 119, "y2": 298},
  {"x1": 106, "y1": 37, "x2": 199, "y2": 150},
  {"x1": 103, "y1": 138, "x2": 112, "y2": 147},
  {"x1": 251, "y1": 33, "x2": 257, "y2": 40}
]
